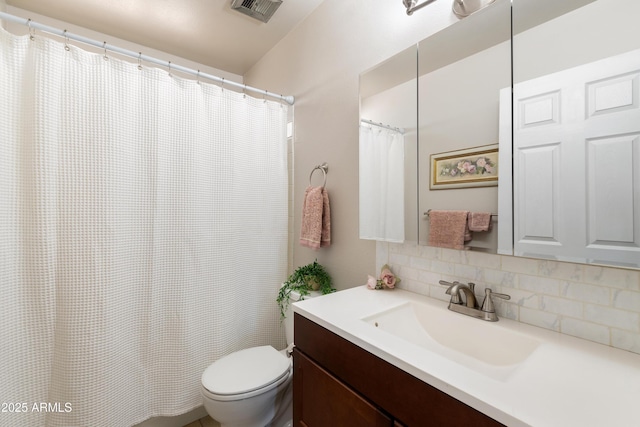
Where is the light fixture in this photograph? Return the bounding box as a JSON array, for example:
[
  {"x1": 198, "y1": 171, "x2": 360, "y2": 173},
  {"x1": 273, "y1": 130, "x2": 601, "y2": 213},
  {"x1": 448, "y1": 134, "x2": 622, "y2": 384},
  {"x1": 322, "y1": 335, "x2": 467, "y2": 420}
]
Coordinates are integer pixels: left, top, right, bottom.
[
  {"x1": 404, "y1": 0, "x2": 438, "y2": 15},
  {"x1": 452, "y1": 0, "x2": 496, "y2": 18},
  {"x1": 403, "y1": 0, "x2": 496, "y2": 17},
  {"x1": 403, "y1": 0, "x2": 417, "y2": 10}
]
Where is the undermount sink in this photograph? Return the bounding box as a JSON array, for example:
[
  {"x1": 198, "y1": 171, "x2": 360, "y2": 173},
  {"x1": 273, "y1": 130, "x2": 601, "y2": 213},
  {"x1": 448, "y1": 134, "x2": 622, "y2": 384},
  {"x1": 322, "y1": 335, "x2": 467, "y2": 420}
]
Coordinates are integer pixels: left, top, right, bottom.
[{"x1": 361, "y1": 300, "x2": 541, "y2": 381}]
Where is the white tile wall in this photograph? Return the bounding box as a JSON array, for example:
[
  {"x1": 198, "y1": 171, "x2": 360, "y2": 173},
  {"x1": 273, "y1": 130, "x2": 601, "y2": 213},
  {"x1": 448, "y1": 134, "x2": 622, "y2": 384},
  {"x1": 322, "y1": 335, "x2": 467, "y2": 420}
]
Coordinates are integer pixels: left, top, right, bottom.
[{"x1": 377, "y1": 241, "x2": 640, "y2": 355}]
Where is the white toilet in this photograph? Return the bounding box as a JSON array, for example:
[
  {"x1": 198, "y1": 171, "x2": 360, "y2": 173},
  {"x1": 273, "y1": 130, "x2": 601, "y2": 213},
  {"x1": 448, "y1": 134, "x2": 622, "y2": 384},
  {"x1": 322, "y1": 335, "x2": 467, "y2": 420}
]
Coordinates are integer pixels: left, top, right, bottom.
[{"x1": 201, "y1": 290, "x2": 320, "y2": 427}]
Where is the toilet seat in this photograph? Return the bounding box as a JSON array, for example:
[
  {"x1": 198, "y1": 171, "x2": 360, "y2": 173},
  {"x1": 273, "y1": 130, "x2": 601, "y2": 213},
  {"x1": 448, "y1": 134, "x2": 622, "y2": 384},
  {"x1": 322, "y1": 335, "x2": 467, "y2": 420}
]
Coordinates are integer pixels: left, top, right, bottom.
[{"x1": 202, "y1": 345, "x2": 292, "y2": 402}]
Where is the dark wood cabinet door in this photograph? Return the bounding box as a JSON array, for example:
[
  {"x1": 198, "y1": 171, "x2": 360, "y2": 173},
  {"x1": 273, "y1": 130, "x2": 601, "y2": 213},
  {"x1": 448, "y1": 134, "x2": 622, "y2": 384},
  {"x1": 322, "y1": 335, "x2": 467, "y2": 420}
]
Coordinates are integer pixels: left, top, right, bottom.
[{"x1": 293, "y1": 348, "x2": 393, "y2": 427}]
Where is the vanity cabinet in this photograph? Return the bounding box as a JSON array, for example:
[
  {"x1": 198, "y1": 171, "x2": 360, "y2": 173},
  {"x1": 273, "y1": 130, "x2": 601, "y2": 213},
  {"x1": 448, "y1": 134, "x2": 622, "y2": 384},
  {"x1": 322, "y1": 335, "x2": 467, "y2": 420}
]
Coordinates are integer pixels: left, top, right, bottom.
[{"x1": 293, "y1": 313, "x2": 503, "y2": 427}]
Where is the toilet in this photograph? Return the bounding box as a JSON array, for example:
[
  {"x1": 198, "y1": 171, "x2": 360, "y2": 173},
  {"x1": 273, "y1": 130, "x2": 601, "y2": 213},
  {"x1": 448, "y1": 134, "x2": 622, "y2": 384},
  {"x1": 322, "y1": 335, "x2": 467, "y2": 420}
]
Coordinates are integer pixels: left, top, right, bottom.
[{"x1": 201, "y1": 290, "x2": 320, "y2": 427}]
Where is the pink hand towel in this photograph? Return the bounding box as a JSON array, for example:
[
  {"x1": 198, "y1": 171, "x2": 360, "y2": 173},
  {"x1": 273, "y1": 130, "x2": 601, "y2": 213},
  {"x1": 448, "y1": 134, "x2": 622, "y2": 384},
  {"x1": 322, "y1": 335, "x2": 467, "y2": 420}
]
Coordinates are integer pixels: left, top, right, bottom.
[
  {"x1": 300, "y1": 186, "x2": 331, "y2": 249},
  {"x1": 468, "y1": 212, "x2": 493, "y2": 232},
  {"x1": 427, "y1": 210, "x2": 470, "y2": 250}
]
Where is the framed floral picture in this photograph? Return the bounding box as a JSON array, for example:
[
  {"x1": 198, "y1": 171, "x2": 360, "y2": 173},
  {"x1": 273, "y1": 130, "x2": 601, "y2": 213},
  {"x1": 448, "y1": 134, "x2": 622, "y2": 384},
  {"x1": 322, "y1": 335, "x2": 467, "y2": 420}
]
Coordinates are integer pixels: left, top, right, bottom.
[{"x1": 430, "y1": 144, "x2": 499, "y2": 189}]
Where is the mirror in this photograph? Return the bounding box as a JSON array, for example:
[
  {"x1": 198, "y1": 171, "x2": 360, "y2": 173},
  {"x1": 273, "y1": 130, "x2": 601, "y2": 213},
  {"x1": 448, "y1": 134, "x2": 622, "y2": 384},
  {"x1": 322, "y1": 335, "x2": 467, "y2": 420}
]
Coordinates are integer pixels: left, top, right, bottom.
[
  {"x1": 502, "y1": 0, "x2": 640, "y2": 269},
  {"x1": 359, "y1": 46, "x2": 418, "y2": 243},
  {"x1": 418, "y1": 0, "x2": 511, "y2": 251},
  {"x1": 359, "y1": 0, "x2": 639, "y2": 269}
]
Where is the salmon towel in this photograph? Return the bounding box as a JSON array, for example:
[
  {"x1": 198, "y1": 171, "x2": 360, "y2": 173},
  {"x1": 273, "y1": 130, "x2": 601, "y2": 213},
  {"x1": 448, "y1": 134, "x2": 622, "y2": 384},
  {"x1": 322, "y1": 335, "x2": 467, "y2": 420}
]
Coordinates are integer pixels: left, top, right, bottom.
[
  {"x1": 300, "y1": 186, "x2": 331, "y2": 249},
  {"x1": 468, "y1": 212, "x2": 493, "y2": 232},
  {"x1": 427, "y1": 210, "x2": 470, "y2": 250}
]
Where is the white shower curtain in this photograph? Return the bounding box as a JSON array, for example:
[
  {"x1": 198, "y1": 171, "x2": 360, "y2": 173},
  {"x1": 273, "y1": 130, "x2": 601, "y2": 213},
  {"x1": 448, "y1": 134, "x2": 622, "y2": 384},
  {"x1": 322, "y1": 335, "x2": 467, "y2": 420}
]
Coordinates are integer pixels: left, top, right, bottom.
[
  {"x1": 0, "y1": 28, "x2": 288, "y2": 427},
  {"x1": 359, "y1": 124, "x2": 405, "y2": 242}
]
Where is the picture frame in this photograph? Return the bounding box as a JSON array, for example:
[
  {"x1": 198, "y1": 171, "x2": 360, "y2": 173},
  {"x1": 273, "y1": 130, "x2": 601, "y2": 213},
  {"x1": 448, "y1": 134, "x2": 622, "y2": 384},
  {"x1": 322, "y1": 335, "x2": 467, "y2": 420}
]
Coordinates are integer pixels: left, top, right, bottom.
[{"x1": 430, "y1": 144, "x2": 499, "y2": 190}]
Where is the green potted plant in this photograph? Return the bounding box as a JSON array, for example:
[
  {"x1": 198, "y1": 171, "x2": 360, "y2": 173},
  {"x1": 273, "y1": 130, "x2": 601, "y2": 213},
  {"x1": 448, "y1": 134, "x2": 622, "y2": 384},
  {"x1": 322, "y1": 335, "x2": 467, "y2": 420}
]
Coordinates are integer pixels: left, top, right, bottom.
[{"x1": 277, "y1": 260, "x2": 335, "y2": 320}]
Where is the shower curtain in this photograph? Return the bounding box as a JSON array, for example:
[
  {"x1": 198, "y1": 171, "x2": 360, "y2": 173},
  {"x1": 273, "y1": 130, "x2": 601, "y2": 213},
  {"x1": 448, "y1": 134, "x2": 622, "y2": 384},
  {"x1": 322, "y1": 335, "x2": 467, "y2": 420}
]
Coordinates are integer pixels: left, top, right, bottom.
[
  {"x1": 359, "y1": 124, "x2": 405, "y2": 242},
  {"x1": 0, "y1": 27, "x2": 288, "y2": 427}
]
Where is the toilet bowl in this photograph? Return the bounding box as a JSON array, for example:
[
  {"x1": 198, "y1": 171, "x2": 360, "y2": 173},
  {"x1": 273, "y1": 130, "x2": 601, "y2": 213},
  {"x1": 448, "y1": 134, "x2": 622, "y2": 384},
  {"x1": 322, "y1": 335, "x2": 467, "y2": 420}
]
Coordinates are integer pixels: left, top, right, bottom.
[
  {"x1": 201, "y1": 290, "x2": 320, "y2": 427},
  {"x1": 201, "y1": 346, "x2": 293, "y2": 427}
]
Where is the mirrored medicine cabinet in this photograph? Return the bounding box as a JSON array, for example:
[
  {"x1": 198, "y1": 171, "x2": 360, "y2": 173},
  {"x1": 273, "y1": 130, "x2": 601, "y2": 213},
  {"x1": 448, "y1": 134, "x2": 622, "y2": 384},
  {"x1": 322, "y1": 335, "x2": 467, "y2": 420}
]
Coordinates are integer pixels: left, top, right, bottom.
[{"x1": 359, "y1": 0, "x2": 640, "y2": 269}]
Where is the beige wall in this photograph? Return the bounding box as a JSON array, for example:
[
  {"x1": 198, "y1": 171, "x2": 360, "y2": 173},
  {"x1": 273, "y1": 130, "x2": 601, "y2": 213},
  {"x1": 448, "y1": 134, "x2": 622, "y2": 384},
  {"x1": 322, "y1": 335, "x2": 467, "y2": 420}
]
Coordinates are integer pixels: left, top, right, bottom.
[{"x1": 245, "y1": 0, "x2": 458, "y2": 288}]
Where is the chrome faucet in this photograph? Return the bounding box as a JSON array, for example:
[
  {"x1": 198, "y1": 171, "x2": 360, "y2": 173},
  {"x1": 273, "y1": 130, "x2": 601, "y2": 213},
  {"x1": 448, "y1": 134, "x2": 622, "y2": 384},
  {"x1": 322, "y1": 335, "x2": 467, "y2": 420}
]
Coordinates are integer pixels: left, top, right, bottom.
[{"x1": 439, "y1": 280, "x2": 510, "y2": 322}]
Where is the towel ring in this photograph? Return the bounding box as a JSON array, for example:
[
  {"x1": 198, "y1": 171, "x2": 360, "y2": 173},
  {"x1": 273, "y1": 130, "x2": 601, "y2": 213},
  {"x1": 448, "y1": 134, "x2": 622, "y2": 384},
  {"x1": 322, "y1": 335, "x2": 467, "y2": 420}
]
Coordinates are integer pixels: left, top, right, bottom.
[{"x1": 309, "y1": 163, "x2": 328, "y2": 187}]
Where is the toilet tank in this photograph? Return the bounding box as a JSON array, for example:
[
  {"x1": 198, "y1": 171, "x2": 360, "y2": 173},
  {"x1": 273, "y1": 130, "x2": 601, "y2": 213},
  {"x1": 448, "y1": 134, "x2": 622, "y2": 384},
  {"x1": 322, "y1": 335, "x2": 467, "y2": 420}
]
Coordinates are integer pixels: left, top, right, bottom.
[{"x1": 284, "y1": 289, "x2": 322, "y2": 345}]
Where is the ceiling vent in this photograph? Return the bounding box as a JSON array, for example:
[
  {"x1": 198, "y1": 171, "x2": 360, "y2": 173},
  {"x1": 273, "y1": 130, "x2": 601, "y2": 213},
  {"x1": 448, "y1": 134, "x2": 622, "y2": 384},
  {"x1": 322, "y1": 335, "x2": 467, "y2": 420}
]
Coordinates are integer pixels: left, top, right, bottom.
[{"x1": 231, "y1": 0, "x2": 283, "y2": 23}]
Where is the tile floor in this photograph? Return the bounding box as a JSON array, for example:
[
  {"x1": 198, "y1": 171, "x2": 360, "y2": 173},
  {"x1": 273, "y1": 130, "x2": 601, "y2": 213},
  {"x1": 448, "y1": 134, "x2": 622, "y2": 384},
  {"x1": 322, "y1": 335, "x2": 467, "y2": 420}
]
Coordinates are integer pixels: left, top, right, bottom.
[{"x1": 183, "y1": 415, "x2": 220, "y2": 427}]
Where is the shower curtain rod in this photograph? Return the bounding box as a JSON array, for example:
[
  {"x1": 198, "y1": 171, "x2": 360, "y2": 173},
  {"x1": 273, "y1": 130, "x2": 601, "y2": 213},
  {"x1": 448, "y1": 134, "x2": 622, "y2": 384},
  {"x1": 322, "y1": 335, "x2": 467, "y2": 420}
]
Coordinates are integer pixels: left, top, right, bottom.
[
  {"x1": 0, "y1": 11, "x2": 295, "y2": 105},
  {"x1": 361, "y1": 118, "x2": 405, "y2": 134}
]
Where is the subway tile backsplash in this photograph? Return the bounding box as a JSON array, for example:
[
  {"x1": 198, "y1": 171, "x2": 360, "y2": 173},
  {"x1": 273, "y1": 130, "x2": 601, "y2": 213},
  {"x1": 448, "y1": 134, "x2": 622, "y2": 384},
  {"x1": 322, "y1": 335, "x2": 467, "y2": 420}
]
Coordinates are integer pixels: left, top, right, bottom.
[{"x1": 377, "y1": 241, "x2": 640, "y2": 355}]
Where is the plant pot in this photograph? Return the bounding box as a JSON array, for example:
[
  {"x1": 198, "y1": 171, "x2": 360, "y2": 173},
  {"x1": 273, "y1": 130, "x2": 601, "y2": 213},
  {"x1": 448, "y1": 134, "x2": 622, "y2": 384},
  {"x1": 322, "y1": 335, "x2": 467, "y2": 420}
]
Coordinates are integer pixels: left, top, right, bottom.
[{"x1": 306, "y1": 277, "x2": 321, "y2": 291}]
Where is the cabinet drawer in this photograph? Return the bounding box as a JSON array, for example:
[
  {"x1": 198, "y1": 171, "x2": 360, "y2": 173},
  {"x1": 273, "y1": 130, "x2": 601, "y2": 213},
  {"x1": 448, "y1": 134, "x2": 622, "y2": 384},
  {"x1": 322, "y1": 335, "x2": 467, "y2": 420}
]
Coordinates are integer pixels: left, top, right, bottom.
[{"x1": 293, "y1": 348, "x2": 393, "y2": 427}]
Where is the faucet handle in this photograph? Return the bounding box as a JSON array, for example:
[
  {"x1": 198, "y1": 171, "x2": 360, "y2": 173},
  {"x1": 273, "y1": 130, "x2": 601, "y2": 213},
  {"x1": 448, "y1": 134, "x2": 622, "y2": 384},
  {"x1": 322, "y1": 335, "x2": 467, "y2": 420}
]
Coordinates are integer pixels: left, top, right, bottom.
[
  {"x1": 439, "y1": 280, "x2": 462, "y2": 304},
  {"x1": 445, "y1": 283, "x2": 462, "y2": 304},
  {"x1": 480, "y1": 288, "x2": 511, "y2": 313}
]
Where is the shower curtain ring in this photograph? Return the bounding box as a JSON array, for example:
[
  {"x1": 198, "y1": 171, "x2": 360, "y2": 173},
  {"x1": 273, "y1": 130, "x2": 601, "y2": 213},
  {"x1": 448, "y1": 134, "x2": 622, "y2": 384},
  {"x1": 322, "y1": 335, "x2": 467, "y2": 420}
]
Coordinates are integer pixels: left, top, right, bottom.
[
  {"x1": 221, "y1": 77, "x2": 225, "y2": 91},
  {"x1": 196, "y1": 69, "x2": 201, "y2": 85},
  {"x1": 168, "y1": 61, "x2": 172, "y2": 76},
  {"x1": 103, "y1": 42, "x2": 108, "y2": 61},
  {"x1": 138, "y1": 52, "x2": 143, "y2": 70},
  {"x1": 27, "y1": 19, "x2": 35, "y2": 41},
  {"x1": 63, "y1": 30, "x2": 70, "y2": 51}
]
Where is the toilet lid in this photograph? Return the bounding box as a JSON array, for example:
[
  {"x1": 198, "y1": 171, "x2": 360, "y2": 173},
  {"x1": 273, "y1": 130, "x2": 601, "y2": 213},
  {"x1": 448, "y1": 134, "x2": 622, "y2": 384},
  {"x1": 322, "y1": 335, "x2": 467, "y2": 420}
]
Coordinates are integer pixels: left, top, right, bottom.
[{"x1": 201, "y1": 346, "x2": 291, "y2": 396}]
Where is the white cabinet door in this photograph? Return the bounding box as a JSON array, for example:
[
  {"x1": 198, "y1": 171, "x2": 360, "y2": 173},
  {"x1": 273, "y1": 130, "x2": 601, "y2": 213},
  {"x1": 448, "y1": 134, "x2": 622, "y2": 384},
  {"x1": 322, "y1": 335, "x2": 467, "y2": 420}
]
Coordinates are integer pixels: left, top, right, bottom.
[{"x1": 513, "y1": 48, "x2": 640, "y2": 268}]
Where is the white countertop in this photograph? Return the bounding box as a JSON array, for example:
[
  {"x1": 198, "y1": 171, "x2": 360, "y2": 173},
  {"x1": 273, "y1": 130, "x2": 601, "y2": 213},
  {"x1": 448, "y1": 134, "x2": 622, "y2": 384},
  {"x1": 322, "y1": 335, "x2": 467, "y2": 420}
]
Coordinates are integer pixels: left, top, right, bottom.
[{"x1": 293, "y1": 286, "x2": 640, "y2": 427}]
